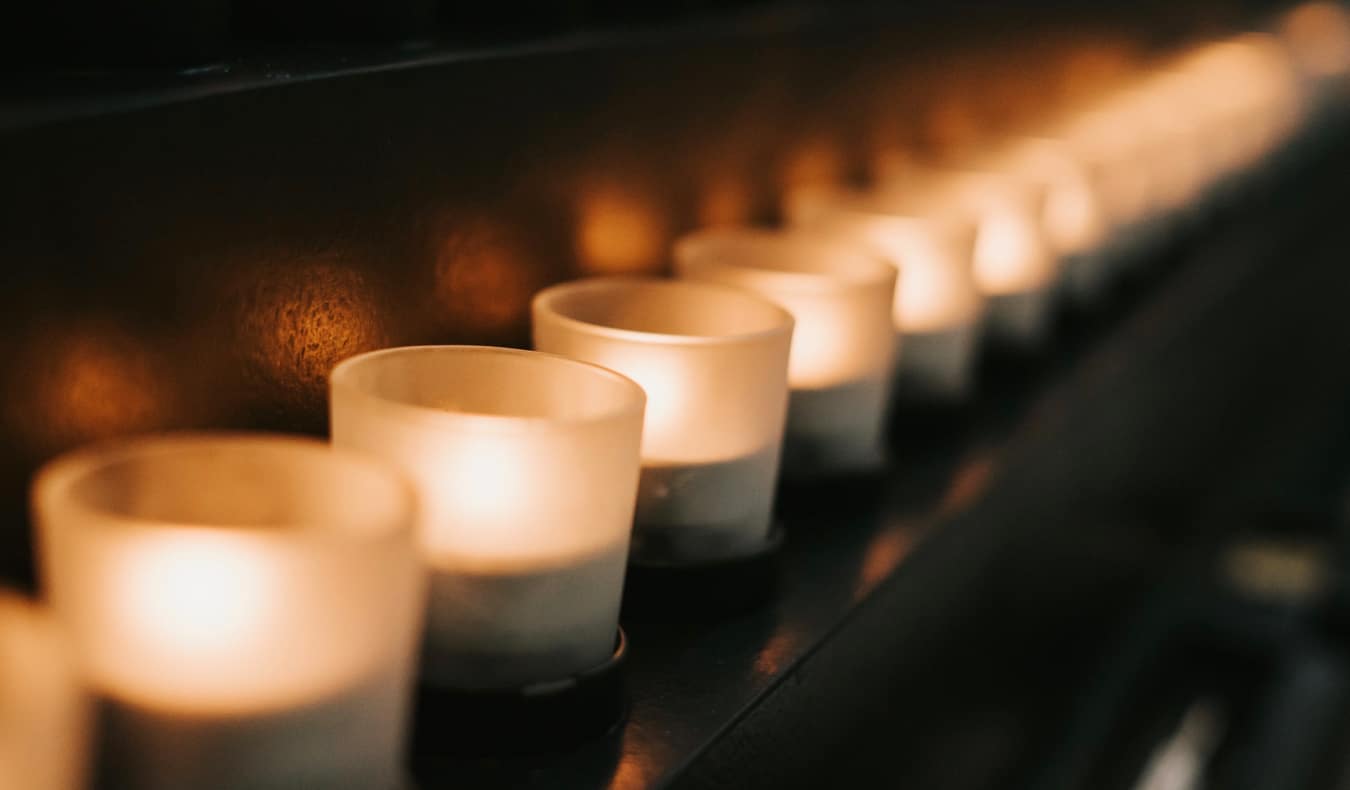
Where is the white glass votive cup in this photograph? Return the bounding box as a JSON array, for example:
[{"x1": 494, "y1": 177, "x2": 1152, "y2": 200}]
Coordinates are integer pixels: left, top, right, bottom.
[
  {"x1": 793, "y1": 192, "x2": 986, "y2": 401},
  {"x1": 33, "y1": 434, "x2": 424, "y2": 790},
  {"x1": 331, "y1": 345, "x2": 644, "y2": 691},
  {"x1": 674, "y1": 228, "x2": 897, "y2": 477},
  {"x1": 533, "y1": 278, "x2": 793, "y2": 563},
  {"x1": 986, "y1": 136, "x2": 1115, "y2": 305},
  {"x1": 0, "y1": 592, "x2": 88, "y2": 790},
  {"x1": 913, "y1": 169, "x2": 1056, "y2": 348},
  {"x1": 1279, "y1": 2, "x2": 1350, "y2": 100}
]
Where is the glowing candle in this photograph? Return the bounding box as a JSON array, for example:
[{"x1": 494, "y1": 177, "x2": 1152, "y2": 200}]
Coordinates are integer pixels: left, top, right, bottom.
[
  {"x1": 883, "y1": 166, "x2": 1056, "y2": 348},
  {"x1": 1059, "y1": 104, "x2": 1155, "y2": 234},
  {"x1": 674, "y1": 228, "x2": 896, "y2": 476},
  {"x1": 1174, "y1": 37, "x2": 1306, "y2": 184},
  {"x1": 33, "y1": 434, "x2": 423, "y2": 790},
  {"x1": 1279, "y1": 2, "x2": 1350, "y2": 91},
  {"x1": 0, "y1": 593, "x2": 88, "y2": 790},
  {"x1": 533, "y1": 278, "x2": 792, "y2": 562},
  {"x1": 331, "y1": 346, "x2": 644, "y2": 690},
  {"x1": 788, "y1": 190, "x2": 984, "y2": 401},
  {"x1": 984, "y1": 136, "x2": 1113, "y2": 306},
  {"x1": 1049, "y1": 91, "x2": 1184, "y2": 285}
]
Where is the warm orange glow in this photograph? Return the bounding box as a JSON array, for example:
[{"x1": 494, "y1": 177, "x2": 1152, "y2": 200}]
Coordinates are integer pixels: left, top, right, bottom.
[
  {"x1": 535, "y1": 279, "x2": 793, "y2": 466},
  {"x1": 1280, "y1": 2, "x2": 1350, "y2": 80},
  {"x1": 1169, "y1": 36, "x2": 1305, "y2": 177},
  {"x1": 925, "y1": 95, "x2": 982, "y2": 158},
  {"x1": 972, "y1": 200, "x2": 1053, "y2": 294},
  {"x1": 674, "y1": 229, "x2": 896, "y2": 475},
  {"x1": 697, "y1": 177, "x2": 755, "y2": 228},
  {"x1": 994, "y1": 139, "x2": 1107, "y2": 256},
  {"x1": 872, "y1": 148, "x2": 916, "y2": 184},
  {"x1": 236, "y1": 259, "x2": 387, "y2": 411},
  {"x1": 674, "y1": 229, "x2": 895, "y2": 390},
  {"x1": 575, "y1": 185, "x2": 670, "y2": 275},
  {"x1": 333, "y1": 346, "x2": 645, "y2": 570},
  {"x1": 100, "y1": 532, "x2": 284, "y2": 711},
  {"x1": 1055, "y1": 106, "x2": 1153, "y2": 230},
  {"x1": 1057, "y1": 41, "x2": 1140, "y2": 104},
  {"x1": 854, "y1": 527, "x2": 916, "y2": 600},
  {"x1": 782, "y1": 182, "x2": 852, "y2": 228},
  {"x1": 609, "y1": 738, "x2": 667, "y2": 790},
  {"x1": 939, "y1": 453, "x2": 996, "y2": 514},
  {"x1": 779, "y1": 138, "x2": 846, "y2": 192},
  {"x1": 0, "y1": 594, "x2": 87, "y2": 790},
  {"x1": 8, "y1": 323, "x2": 170, "y2": 456},
  {"x1": 433, "y1": 221, "x2": 539, "y2": 334},
  {"x1": 752, "y1": 628, "x2": 801, "y2": 678}
]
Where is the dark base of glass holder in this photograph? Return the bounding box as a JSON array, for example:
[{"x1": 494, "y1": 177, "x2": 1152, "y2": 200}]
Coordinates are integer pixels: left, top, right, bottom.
[
  {"x1": 622, "y1": 526, "x2": 784, "y2": 622},
  {"x1": 410, "y1": 628, "x2": 628, "y2": 762}
]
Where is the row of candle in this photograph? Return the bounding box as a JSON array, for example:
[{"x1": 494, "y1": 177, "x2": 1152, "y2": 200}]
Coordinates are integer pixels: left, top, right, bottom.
[{"x1": 7, "y1": 5, "x2": 1350, "y2": 789}]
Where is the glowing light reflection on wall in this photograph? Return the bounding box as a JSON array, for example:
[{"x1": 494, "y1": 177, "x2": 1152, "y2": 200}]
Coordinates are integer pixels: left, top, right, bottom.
[
  {"x1": 575, "y1": 185, "x2": 670, "y2": 275},
  {"x1": 8, "y1": 323, "x2": 170, "y2": 456},
  {"x1": 234, "y1": 259, "x2": 387, "y2": 413},
  {"x1": 433, "y1": 221, "x2": 540, "y2": 335}
]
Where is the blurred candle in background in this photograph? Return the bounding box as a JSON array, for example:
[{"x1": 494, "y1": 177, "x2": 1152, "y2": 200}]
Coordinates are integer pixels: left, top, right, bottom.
[
  {"x1": 33, "y1": 435, "x2": 424, "y2": 790},
  {"x1": 674, "y1": 228, "x2": 897, "y2": 477},
  {"x1": 0, "y1": 592, "x2": 87, "y2": 790},
  {"x1": 884, "y1": 166, "x2": 1056, "y2": 348},
  {"x1": 1051, "y1": 93, "x2": 1176, "y2": 285},
  {"x1": 984, "y1": 136, "x2": 1111, "y2": 305},
  {"x1": 331, "y1": 346, "x2": 644, "y2": 689},
  {"x1": 1082, "y1": 80, "x2": 1204, "y2": 266},
  {"x1": 1177, "y1": 36, "x2": 1305, "y2": 186},
  {"x1": 788, "y1": 189, "x2": 984, "y2": 401},
  {"x1": 534, "y1": 278, "x2": 792, "y2": 563},
  {"x1": 1278, "y1": 2, "x2": 1350, "y2": 98}
]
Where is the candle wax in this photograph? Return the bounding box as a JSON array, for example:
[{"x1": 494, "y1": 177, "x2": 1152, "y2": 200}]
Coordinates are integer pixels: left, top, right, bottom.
[
  {"x1": 633, "y1": 445, "x2": 780, "y2": 562},
  {"x1": 94, "y1": 667, "x2": 408, "y2": 790},
  {"x1": 421, "y1": 546, "x2": 627, "y2": 690},
  {"x1": 894, "y1": 323, "x2": 982, "y2": 402},
  {"x1": 781, "y1": 376, "x2": 890, "y2": 478}
]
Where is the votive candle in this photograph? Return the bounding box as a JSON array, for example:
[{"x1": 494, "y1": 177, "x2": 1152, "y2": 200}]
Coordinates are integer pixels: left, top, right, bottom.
[
  {"x1": 331, "y1": 345, "x2": 644, "y2": 690},
  {"x1": 791, "y1": 191, "x2": 985, "y2": 401},
  {"x1": 0, "y1": 592, "x2": 88, "y2": 790},
  {"x1": 33, "y1": 434, "x2": 424, "y2": 790},
  {"x1": 674, "y1": 228, "x2": 897, "y2": 476},
  {"x1": 533, "y1": 278, "x2": 793, "y2": 563}
]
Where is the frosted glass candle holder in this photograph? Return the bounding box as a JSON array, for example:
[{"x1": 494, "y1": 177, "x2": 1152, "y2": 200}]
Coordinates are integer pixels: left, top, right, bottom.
[
  {"x1": 33, "y1": 434, "x2": 423, "y2": 790},
  {"x1": 1279, "y1": 2, "x2": 1350, "y2": 100},
  {"x1": 0, "y1": 593, "x2": 88, "y2": 790},
  {"x1": 674, "y1": 228, "x2": 897, "y2": 477},
  {"x1": 792, "y1": 190, "x2": 985, "y2": 402},
  {"x1": 986, "y1": 136, "x2": 1115, "y2": 305},
  {"x1": 888, "y1": 167, "x2": 1057, "y2": 348},
  {"x1": 331, "y1": 346, "x2": 644, "y2": 691},
  {"x1": 533, "y1": 278, "x2": 793, "y2": 563}
]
